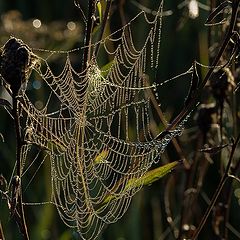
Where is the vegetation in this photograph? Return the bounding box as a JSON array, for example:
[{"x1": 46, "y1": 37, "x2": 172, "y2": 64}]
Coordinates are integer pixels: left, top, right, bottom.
[{"x1": 0, "y1": 0, "x2": 240, "y2": 239}]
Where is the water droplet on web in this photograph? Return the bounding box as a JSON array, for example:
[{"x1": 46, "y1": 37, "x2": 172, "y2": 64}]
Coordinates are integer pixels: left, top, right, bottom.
[{"x1": 32, "y1": 80, "x2": 42, "y2": 89}]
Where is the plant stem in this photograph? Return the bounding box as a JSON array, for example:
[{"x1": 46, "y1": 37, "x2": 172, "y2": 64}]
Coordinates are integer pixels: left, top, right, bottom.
[
  {"x1": 155, "y1": 0, "x2": 240, "y2": 138},
  {"x1": 12, "y1": 94, "x2": 29, "y2": 240},
  {"x1": 192, "y1": 134, "x2": 240, "y2": 239},
  {"x1": 81, "y1": 0, "x2": 97, "y2": 71},
  {"x1": 0, "y1": 221, "x2": 5, "y2": 240}
]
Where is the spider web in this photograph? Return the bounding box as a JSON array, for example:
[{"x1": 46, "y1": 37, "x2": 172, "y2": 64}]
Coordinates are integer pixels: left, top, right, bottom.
[{"x1": 13, "y1": 1, "x2": 189, "y2": 239}]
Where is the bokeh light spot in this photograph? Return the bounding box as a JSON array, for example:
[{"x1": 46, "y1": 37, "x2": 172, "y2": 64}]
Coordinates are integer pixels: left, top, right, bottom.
[
  {"x1": 67, "y1": 21, "x2": 76, "y2": 31},
  {"x1": 33, "y1": 19, "x2": 41, "y2": 28}
]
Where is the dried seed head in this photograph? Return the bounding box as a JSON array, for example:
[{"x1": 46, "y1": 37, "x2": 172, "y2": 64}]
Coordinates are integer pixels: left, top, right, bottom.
[{"x1": 0, "y1": 37, "x2": 38, "y2": 94}]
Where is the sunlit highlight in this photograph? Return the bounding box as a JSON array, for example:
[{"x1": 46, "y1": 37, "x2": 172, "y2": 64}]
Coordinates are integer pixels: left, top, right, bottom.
[
  {"x1": 188, "y1": 0, "x2": 199, "y2": 19},
  {"x1": 33, "y1": 19, "x2": 41, "y2": 28}
]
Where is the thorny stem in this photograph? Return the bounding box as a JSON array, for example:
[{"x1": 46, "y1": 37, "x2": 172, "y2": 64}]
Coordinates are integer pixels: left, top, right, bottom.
[
  {"x1": 156, "y1": 0, "x2": 240, "y2": 139},
  {"x1": 192, "y1": 134, "x2": 240, "y2": 239},
  {"x1": 94, "y1": 0, "x2": 113, "y2": 57},
  {"x1": 12, "y1": 94, "x2": 29, "y2": 240},
  {"x1": 81, "y1": 0, "x2": 97, "y2": 71}
]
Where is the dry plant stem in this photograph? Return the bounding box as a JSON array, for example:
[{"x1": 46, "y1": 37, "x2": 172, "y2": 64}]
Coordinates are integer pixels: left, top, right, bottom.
[
  {"x1": 208, "y1": 0, "x2": 216, "y2": 60},
  {"x1": 144, "y1": 77, "x2": 189, "y2": 168},
  {"x1": 12, "y1": 95, "x2": 29, "y2": 240},
  {"x1": 218, "y1": 54, "x2": 237, "y2": 240},
  {"x1": 192, "y1": 133, "x2": 240, "y2": 240},
  {"x1": 156, "y1": 0, "x2": 240, "y2": 138},
  {"x1": 223, "y1": 136, "x2": 240, "y2": 238},
  {"x1": 177, "y1": 133, "x2": 205, "y2": 240},
  {"x1": 151, "y1": 92, "x2": 187, "y2": 164},
  {"x1": 207, "y1": 0, "x2": 232, "y2": 236},
  {"x1": 0, "y1": 221, "x2": 5, "y2": 240},
  {"x1": 164, "y1": 175, "x2": 179, "y2": 239},
  {"x1": 81, "y1": 0, "x2": 97, "y2": 71},
  {"x1": 94, "y1": 0, "x2": 113, "y2": 57},
  {"x1": 222, "y1": 178, "x2": 233, "y2": 239}
]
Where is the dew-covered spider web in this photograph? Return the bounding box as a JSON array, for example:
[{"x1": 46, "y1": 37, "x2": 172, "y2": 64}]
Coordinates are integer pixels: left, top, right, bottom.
[{"x1": 3, "y1": 1, "x2": 191, "y2": 239}]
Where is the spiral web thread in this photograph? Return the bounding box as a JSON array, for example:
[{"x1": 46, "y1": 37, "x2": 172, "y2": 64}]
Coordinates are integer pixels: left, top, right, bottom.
[{"x1": 16, "y1": 1, "x2": 188, "y2": 239}]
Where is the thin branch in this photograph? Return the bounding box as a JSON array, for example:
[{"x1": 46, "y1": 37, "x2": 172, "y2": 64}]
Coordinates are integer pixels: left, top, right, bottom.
[
  {"x1": 177, "y1": 132, "x2": 205, "y2": 240},
  {"x1": 155, "y1": 0, "x2": 240, "y2": 139},
  {"x1": 81, "y1": 0, "x2": 97, "y2": 71},
  {"x1": 192, "y1": 133, "x2": 240, "y2": 239},
  {"x1": 222, "y1": 178, "x2": 234, "y2": 239},
  {"x1": 144, "y1": 76, "x2": 189, "y2": 169},
  {"x1": 0, "y1": 221, "x2": 5, "y2": 240},
  {"x1": 164, "y1": 176, "x2": 179, "y2": 239},
  {"x1": 12, "y1": 94, "x2": 29, "y2": 240},
  {"x1": 74, "y1": 0, "x2": 87, "y2": 25},
  {"x1": 228, "y1": 174, "x2": 240, "y2": 183}
]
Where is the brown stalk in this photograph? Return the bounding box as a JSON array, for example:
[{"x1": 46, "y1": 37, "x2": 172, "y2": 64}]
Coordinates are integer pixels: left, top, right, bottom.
[
  {"x1": 155, "y1": 0, "x2": 240, "y2": 139},
  {"x1": 0, "y1": 221, "x2": 5, "y2": 240},
  {"x1": 12, "y1": 93, "x2": 29, "y2": 240},
  {"x1": 81, "y1": 0, "x2": 97, "y2": 71},
  {"x1": 192, "y1": 133, "x2": 240, "y2": 239}
]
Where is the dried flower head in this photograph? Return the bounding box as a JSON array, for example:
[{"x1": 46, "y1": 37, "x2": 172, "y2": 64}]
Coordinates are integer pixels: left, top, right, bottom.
[{"x1": 0, "y1": 37, "x2": 39, "y2": 94}]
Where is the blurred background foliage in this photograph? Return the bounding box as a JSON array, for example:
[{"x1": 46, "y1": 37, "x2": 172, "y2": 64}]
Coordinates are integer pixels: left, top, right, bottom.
[{"x1": 0, "y1": 0, "x2": 240, "y2": 240}]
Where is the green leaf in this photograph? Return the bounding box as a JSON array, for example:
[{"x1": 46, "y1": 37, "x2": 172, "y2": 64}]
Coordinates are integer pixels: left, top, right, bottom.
[
  {"x1": 97, "y1": 1, "x2": 102, "y2": 23},
  {"x1": 102, "y1": 160, "x2": 181, "y2": 205},
  {"x1": 94, "y1": 148, "x2": 109, "y2": 164},
  {"x1": 125, "y1": 160, "x2": 181, "y2": 189}
]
